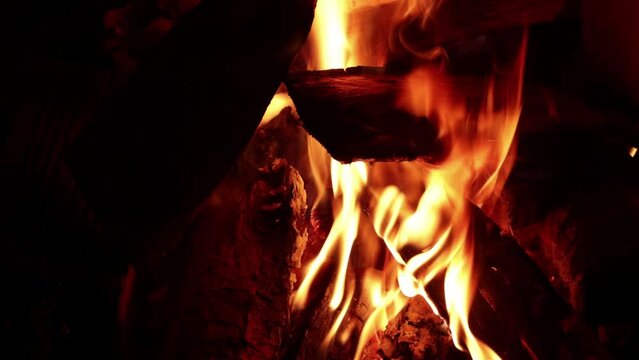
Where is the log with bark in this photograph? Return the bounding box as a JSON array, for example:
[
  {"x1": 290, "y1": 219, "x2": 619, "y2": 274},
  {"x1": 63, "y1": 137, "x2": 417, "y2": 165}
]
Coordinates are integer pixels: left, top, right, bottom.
[
  {"x1": 67, "y1": 0, "x2": 316, "y2": 260},
  {"x1": 286, "y1": 66, "x2": 446, "y2": 163},
  {"x1": 469, "y1": 205, "x2": 609, "y2": 359},
  {"x1": 286, "y1": 75, "x2": 636, "y2": 358},
  {"x1": 123, "y1": 103, "x2": 314, "y2": 359},
  {"x1": 385, "y1": 0, "x2": 563, "y2": 68},
  {"x1": 361, "y1": 297, "x2": 469, "y2": 360},
  {"x1": 496, "y1": 90, "x2": 639, "y2": 359},
  {"x1": 286, "y1": 65, "x2": 506, "y2": 162}
]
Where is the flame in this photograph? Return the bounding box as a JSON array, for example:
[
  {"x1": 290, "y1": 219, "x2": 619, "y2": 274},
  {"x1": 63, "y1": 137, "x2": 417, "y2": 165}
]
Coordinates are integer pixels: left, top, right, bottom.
[
  {"x1": 307, "y1": 0, "x2": 350, "y2": 69},
  {"x1": 630, "y1": 146, "x2": 637, "y2": 158},
  {"x1": 260, "y1": 91, "x2": 295, "y2": 126},
  {"x1": 292, "y1": 1, "x2": 528, "y2": 359},
  {"x1": 292, "y1": 160, "x2": 368, "y2": 310},
  {"x1": 322, "y1": 280, "x2": 355, "y2": 349},
  {"x1": 307, "y1": 135, "x2": 332, "y2": 210}
]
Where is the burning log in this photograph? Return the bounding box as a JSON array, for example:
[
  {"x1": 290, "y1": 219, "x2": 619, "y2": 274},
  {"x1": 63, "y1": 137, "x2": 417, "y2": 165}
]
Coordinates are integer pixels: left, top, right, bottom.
[
  {"x1": 157, "y1": 160, "x2": 307, "y2": 359},
  {"x1": 68, "y1": 0, "x2": 316, "y2": 250},
  {"x1": 125, "y1": 104, "x2": 312, "y2": 358},
  {"x1": 286, "y1": 66, "x2": 446, "y2": 163},
  {"x1": 469, "y1": 206, "x2": 609, "y2": 360}
]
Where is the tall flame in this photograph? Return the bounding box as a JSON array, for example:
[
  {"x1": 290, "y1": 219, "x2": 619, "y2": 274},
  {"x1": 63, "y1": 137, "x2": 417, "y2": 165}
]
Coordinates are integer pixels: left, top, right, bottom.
[
  {"x1": 308, "y1": 0, "x2": 350, "y2": 69},
  {"x1": 293, "y1": 1, "x2": 527, "y2": 359}
]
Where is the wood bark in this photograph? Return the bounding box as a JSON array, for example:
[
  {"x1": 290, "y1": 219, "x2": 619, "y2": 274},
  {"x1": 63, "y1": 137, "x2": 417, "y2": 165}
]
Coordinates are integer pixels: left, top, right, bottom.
[
  {"x1": 362, "y1": 297, "x2": 469, "y2": 360},
  {"x1": 68, "y1": 0, "x2": 316, "y2": 259},
  {"x1": 497, "y1": 90, "x2": 639, "y2": 359},
  {"x1": 468, "y1": 205, "x2": 609, "y2": 359},
  {"x1": 286, "y1": 66, "x2": 445, "y2": 163},
  {"x1": 125, "y1": 105, "x2": 313, "y2": 359},
  {"x1": 288, "y1": 200, "x2": 608, "y2": 360}
]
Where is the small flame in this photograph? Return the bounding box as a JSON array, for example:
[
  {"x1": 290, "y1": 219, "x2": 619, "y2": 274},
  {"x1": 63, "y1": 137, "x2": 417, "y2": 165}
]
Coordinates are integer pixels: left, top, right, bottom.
[
  {"x1": 322, "y1": 281, "x2": 355, "y2": 349},
  {"x1": 260, "y1": 92, "x2": 295, "y2": 126},
  {"x1": 630, "y1": 146, "x2": 637, "y2": 158},
  {"x1": 292, "y1": 1, "x2": 528, "y2": 359},
  {"x1": 354, "y1": 269, "x2": 406, "y2": 360}
]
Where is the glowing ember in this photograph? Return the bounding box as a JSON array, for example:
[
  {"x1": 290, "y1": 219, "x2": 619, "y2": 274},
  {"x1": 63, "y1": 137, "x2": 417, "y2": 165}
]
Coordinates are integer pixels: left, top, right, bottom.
[{"x1": 292, "y1": 1, "x2": 528, "y2": 359}]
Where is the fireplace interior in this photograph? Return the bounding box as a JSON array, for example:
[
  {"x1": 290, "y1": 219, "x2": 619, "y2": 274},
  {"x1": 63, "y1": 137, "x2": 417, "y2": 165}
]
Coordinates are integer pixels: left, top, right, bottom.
[{"x1": 1, "y1": 0, "x2": 638, "y2": 359}]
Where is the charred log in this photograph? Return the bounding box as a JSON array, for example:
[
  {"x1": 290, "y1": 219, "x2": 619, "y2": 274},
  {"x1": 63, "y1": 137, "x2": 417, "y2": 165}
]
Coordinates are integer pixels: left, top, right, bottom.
[
  {"x1": 362, "y1": 297, "x2": 469, "y2": 360},
  {"x1": 286, "y1": 66, "x2": 445, "y2": 163},
  {"x1": 500, "y1": 90, "x2": 639, "y2": 359},
  {"x1": 125, "y1": 106, "x2": 311, "y2": 359},
  {"x1": 388, "y1": 0, "x2": 563, "y2": 55}
]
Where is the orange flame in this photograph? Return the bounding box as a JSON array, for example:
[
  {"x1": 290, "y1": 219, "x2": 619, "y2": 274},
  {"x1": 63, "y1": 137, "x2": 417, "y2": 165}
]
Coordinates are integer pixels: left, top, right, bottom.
[
  {"x1": 292, "y1": 1, "x2": 528, "y2": 359},
  {"x1": 307, "y1": 0, "x2": 350, "y2": 69},
  {"x1": 260, "y1": 92, "x2": 295, "y2": 126},
  {"x1": 292, "y1": 160, "x2": 368, "y2": 310}
]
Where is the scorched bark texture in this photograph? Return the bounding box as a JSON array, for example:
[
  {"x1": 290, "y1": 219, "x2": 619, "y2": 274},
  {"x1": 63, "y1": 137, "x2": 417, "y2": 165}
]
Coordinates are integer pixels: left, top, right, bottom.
[
  {"x1": 286, "y1": 67, "x2": 444, "y2": 163},
  {"x1": 124, "y1": 106, "x2": 313, "y2": 359}
]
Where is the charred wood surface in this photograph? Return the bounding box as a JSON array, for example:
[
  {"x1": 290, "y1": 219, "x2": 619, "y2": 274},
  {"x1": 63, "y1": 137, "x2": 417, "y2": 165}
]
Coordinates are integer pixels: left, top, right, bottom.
[
  {"x1": 286, "y1": 66, "x2": 445, "y2": 163},
  {"x1": 470, "y1": 205, "x2": 609, "y2": 360},
  {"x1": 362, "y1": 297, "x2": 469, "y2": 360},
  {"x1": 164, "y1": 160, "x2": 306, "y2": 360},
  {"x1": 288, "y1": 82, "x2": 632, "y2": 358},
  {"x1": 126, "y1": 108, "x2": 312, "y2": 359}
]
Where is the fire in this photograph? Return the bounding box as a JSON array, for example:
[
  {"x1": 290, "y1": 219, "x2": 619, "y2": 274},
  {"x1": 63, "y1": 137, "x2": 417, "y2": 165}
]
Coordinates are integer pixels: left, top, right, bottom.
[
  {"x1": 307, "y1": 0, "x2": 350, "y2": 69},
  {"x1": 292, "y1": 1, "x2": 527, "y2": 359},
  {"x1": 292, "y1": 160, "x2": 368, "y2": 310},
  {"x1": 260, "y1": 91, "x2": 295, "y2": 126}
]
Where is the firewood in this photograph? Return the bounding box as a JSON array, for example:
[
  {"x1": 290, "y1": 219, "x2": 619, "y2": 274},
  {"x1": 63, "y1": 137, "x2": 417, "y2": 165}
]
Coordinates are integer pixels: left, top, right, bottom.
[
  {"x1": 67, "y1": 0, "x2": 316, "y2": 252},
  {"x1": 497, "y1": 90, "x2": 639, "y2": 359},
  {"x1": 126, "y1": 105, "x2": 312, "y2": 359},
  {"x1": 286, "y1": 66, "x2": 446, "y2": 163}
]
